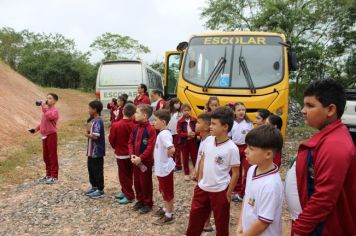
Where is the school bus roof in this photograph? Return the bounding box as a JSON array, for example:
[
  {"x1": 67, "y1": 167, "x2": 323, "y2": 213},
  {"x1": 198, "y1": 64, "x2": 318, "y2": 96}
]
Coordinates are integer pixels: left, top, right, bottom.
[
  {"x1": 102, "y1": 59, "x2": 142, "y2": 64},
  {"x1": 191, "y1": 31, "x2": 285, "y2": 38}
]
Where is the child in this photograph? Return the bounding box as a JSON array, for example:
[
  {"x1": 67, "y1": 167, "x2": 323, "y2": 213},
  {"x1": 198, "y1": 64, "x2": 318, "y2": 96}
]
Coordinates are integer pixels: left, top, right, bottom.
[
  {"x1": 237, "y1": 125, "x2": 284, "y2": 236},
  {"x1": 266, "y1": 114, "x2": 283, "y2": 167},
  {"x1": 194, "y1": 112, "x2": 214, "y2": 233},
  {"x1": 109, "y1": 103, "x2": 136, "y2": 204},
  {"x1": 286, "y1": 79, "x2": 356, "y2": 235},
  {"x1": 134, "y1": 83, "x2": 150, "y2": 105},
  {"x1": 255, "y1": 109, "x2": 270, "y2": 126},
  {"x1": 167, "y1": 98, "x2": 183, "y2": 172},
  {"x1": 186, "y1": 107, "x2": 240, "y2": 236},
  {"x1": 85, "y1": 100, "x2": 106, "y2": 198},
  {"x1": 231, "y1": 102, "x2": 254, "y2": 202},
  {"x1": 113, "y1": 94, "x2": 128, "y2": 122},
  {"x1": 31, "y1": 93, "x2": 59, "y2": 184},
  {"x1": 107, "y1": 98, "x2": 118, "y2": 123},
  {"x1": 206, "y1": 96, "x2": 220, "y2": 113},
  {"x1": 177, "y1": 103, "x2": 198, "y2": 180},
  {"x1": 150, "y1": 90, "x2": 166, "y2": 111},
  {"x1": 152, "y1": 109, "x2": 176, "y2": 225},
  {"x1": 128, "y1": 104, "x2": 157, "y2": 214}
]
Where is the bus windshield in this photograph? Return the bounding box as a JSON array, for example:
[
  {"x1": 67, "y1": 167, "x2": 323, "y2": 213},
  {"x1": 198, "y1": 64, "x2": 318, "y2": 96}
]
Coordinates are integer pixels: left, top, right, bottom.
[
  {"x1": 183, "y1": 36, "x2": 284, "y2": 89},
  {"x1": 99, "y1": 62, "x2": 142, "y2": 86}
]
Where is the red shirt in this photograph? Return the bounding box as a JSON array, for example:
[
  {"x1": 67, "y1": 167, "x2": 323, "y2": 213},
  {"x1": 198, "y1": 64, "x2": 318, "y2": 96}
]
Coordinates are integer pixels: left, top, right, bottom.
[
  {"x1": 109, "y1": 119, "x2": 135, "y2": 156},
  {"x1": 107, "y1": 103, "x2": 118, "y2": 122},
  {"x1": 128, "y1": 121, "x2": 156, "y2": 162},
  {"x1": 113, "y1": 106, "x2": 123, "y2": 122},
  {"x1": 293, "y1": 119, "x2": 356, "y2": 235},
  {"x1": 155, "y1": 99, "x2": 166, "y2": 110},
  {"x1": 134, "y1": 94, "x2": 150, "y2": 105},
  {"x1": 36, "y1": 105, "x2": 59, "y2": 136}
]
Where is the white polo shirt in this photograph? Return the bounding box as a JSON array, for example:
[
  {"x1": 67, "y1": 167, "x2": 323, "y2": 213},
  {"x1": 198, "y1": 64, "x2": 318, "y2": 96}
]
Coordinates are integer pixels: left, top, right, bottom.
[
  {"x1": 154, "y1": 129, "x2": 176, "y2": 177},
  {"x1": 195, "y1": 135, "x2": 210, "y2": 172},
  {"x1": 167, "y1": 112, "x2": 181, "y2": 135},
  {"x1": 230, "y1": 120, "x2": 254, "y2": 145},
  {"x1": 242, "y1": 165, "x2": 283, "y2": 236},
  {"x1": 198, "y1": 136, "x2": 240, "y2": 192},
  {"x1": 285, "y1": 161, "x2": 302, "y2": 220}
]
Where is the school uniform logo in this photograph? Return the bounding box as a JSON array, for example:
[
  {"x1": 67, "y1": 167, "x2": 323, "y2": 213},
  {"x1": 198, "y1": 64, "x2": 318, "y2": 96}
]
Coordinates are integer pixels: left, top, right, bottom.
[
  {"x1": 143, "y1": 138, "x2": 148, "y2": 145},
  {"x1": 242, "y1": 129, "x2": 247, "y2": 135},
  {"x1": 248, "y1": 197, "x2": 255, "y2": 207},
  {"x1": 215, "y1": 156, "x2": 224, "y2": 165}
]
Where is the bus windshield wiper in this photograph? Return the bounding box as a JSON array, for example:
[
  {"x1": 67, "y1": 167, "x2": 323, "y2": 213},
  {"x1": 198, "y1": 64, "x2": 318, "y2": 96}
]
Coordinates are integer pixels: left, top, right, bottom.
[
  {"x1": 202, "y1": 56, "x2": 226, "y2": 92},
  {"x1": 239, "y1": 47, "x2": 256, "y2": 94}
]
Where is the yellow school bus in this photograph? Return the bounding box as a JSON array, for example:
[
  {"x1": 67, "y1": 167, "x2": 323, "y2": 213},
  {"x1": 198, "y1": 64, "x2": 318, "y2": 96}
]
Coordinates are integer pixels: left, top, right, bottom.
[{"x1": 164, "y1": 32, "x2": 297, "y2": 137}]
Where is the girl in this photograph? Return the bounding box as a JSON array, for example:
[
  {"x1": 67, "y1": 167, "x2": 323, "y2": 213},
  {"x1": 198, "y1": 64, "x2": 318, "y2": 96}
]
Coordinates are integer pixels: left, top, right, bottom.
[
  {"x1": 255, "y1": 108, "x2": 270, "y2": 126},
  {"x1": 167, "y1": 98, "x2": 183, "y2": 172},
  {"x1": 206, "y1": 96, "x2": 220, "y2": 113},
  {"x1": 134, "y1": 83, "x2": 150, "y2": 105},
  {"x1": 107, "y1": 98, "x2": 118, "y2": 123},
  {"x1": 113, "y1": 94, "x2": 128, "y2": 122},
  {"x1": 230, "y1": 102, "x2": 254, "y2": 202},
  {"x1": 266, "y1": 114, "x2": 283, "y2": 167}
]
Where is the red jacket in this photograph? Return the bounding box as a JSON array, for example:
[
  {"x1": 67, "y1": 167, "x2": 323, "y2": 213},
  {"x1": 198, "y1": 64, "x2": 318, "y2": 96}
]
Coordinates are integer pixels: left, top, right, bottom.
[
  {"x1": 293, "y1": 119, "x2": 356, "y2": 236},
  {"x1": 155, "y1": 99, "x2": 166, "y2": 110},
  {"x1": 113, "y1": 106, "x2": 123, "y2": 122},
  {"x1": 109, "y1": 119, "x2": 135, "y2": 156},
  {"x1": 134, "y1": 94, "x2": 150, "y2": 106},
  {"x1": 177, "y1": 116, "x2": 197, "y2": 145},
  {"x1": 128, "y1": 121, "x2": 156, "y2": 162},
  {"x1": 107, "y1": 103, "x2": 118, "y2": 122},
  {"x1": 35, "y1": 104, "x2": 59, "y2": 136}
]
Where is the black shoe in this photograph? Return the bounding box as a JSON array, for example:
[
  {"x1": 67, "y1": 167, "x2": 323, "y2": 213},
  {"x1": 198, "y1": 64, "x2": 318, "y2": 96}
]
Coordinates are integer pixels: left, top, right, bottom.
[
  {"x1": 139, "y1": 205, "x2": 152, "y2": 214},
  {"x1": 132, "y1": 202, "x2": 144, "y2": 211}
]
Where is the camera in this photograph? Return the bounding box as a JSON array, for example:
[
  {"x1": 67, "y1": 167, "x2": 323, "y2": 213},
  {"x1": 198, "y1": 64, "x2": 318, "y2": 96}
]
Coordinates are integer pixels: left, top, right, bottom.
[{"x1": 35, "y1": 100, "x2": 48, "y2": 106}]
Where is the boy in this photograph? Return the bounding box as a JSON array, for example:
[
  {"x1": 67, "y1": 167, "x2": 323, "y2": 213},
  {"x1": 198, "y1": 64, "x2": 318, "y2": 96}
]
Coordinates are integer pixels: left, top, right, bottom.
[
  {"x1": 236, "y1": 125, "x2": 284, "y2": 236},
  {"x1": 152, "y1": 109, "x2": 176, "y2": 225},
  {"x1": 31, "y1": 93, "x2": 60, "y2": 184},
  {"x1": 186, "y1": 107, "x2": 240, "y2": 236},
  {"x1": 177, "y1": 103, "x2": 198, "y2": 180},
  {"x1": 194, "y1": 112, "x2": 214, "y2": 233},
  {"x1": 129, "y1": 104, "x2": 157, "y2": 214},
  {"x1": 287, "y1": 79, "x2": 356, "y2": 235},
  {"x1": 109, "y1": 103, "x2": 136, "y2": 204},
  {"x1": 85, "y1": 100, "x2": 106, "y2": 199}
]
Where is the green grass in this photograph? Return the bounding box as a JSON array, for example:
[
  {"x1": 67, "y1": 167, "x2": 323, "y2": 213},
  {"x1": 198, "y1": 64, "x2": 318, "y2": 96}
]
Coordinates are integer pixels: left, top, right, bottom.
[{"x1": 0, "y1": 119, "x2": 86, "y2": 190}]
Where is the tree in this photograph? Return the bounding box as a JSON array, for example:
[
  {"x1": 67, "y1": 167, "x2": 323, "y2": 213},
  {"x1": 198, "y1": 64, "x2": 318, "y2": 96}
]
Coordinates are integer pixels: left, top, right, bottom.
[
  {"x1": 90, "y1": 33, "x2": 150, "y2": 61},
  {"x1": 150, "y1": 61, "x2": 164, "y2": 75},
  {"x1": 201, "y1": 0, "x2": 355, "y2": 100},
  {"x1": 0, "y1": 27, "x2": 23, "y2": 69}
]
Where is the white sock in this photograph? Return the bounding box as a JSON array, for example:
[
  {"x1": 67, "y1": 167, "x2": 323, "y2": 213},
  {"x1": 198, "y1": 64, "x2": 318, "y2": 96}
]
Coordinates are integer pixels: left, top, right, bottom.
[
  {"x1": 165, "y1": 212, "x2": 172, "y2": 218},
  {"x1": 163, "y1": 208, "x2": 167, "y2": 212}
]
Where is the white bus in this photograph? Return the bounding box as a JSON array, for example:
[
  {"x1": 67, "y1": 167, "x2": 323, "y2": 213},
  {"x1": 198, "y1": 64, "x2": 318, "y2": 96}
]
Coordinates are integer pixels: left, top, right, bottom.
[{"x1": 95, "y1": 60, "x2": 164, "y2": 106}]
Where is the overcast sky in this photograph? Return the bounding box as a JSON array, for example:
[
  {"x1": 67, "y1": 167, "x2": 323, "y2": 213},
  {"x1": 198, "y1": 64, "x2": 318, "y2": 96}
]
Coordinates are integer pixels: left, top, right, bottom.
[{"x1": 0, "y1": 0, "x2": 207, "y2": 63}]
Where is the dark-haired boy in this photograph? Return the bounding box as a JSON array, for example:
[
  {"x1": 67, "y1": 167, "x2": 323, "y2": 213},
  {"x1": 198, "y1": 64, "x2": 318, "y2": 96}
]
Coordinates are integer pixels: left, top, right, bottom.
[
  {"x1": 31, "y1": 93, "x2": 60, "y2": 184},
  {"x1": 286, "y1": 79, "x2": 356, "y2": 236},
  {"x1": 186, "y1": 107, "x2": 240, "y2": 236},
  {"x1": 109, "y1": 103, "x2": 136, "y2": 204},
  {"x1": 85, "y1": 100, "x2": 106, "y2": 198},
  {"x1": 152, "y1": 109, "x2": 176, "y2": 225},
  {"x1": 237, "y1": 125, "x2": 284, "y2": 236},
  {"x1": 129, "y1": 104, "x2": 157, "y2": 214}
]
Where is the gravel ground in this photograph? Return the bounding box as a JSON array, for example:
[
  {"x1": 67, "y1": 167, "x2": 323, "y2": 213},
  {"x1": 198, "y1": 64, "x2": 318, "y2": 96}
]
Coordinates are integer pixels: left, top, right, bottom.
[{"x1": 0, "y1": 126, "x2": 310, "y2": 236}]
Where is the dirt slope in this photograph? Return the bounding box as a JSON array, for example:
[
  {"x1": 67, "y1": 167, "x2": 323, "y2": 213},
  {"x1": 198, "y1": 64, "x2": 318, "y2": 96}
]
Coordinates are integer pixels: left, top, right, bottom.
[{"x1": 0, "y1": 63, "x2": 44, "y2": 149}]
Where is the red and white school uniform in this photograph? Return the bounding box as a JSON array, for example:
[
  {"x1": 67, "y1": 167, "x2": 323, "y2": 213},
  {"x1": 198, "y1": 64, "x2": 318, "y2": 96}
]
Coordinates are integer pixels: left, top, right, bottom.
[
  {"x1": 168, "y1": 111, "x2": 182, "y2": 170},
  {"x1": 230, "y1": 119, "x2": 253, "y2": 196},
  {"x1": 113, "y1": 106, "x2": 124, "y2": 122},
  {"x1": 242, "y1": 165, "x2": 283, "y2": 236},
  {"x1": 36, "y1": 104, "x2": 59, "y2": 179},
  {"x1": 186, "y1": 136, "x2": 240, "y2": 236},
  {"x1": 177, "y1": 116, "x2": 198, "y2": 175},
  {"x1": 128, "y1": 121, "x2": 157, "y2": 208},
  {"x1": 109, "y1": 119, "x2": 136, "y2": 200},
  {"x1": 154, "y1": 129, "x2": 175, "y2": 201},
  {"x1": 134, "y1": 94, "x2": 150, "y2": 106}
]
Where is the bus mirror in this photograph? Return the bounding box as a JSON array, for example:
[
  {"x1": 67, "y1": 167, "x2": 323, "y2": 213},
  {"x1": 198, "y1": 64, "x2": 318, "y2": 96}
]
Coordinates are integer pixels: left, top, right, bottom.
[
  {"x1": 177, "y1": 42, "x2": 188, "y2": 51},
  {"x1": 288, "y1": 48, "x2": 298, "y2": 71}
]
